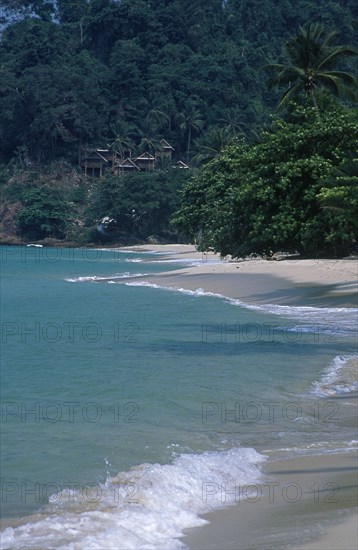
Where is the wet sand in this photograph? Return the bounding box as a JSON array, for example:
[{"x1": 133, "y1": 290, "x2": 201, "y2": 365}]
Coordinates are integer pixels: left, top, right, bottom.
[
  {"x1": 119, "y1": 245, "x2": 358, "y2": 549},
  {"x1": 182, "y1": 453, "x2": 357, "y2": 550},
  {"x1": 118, "y1": 245, "x2": 357, "y2": 308}
]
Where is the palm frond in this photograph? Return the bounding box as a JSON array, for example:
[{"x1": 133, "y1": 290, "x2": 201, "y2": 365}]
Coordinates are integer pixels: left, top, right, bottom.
[
  {"x1": 277, "y1": 82, "x2": 302, "y2": 108},
  {"x1": 318, "y1": 45, "x2": 358, "y2": 69}
]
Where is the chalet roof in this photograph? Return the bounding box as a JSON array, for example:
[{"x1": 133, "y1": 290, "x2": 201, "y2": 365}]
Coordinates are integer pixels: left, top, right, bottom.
[
  {"x1": 116, "y1": 158, "x2": 140, "y2": 169},
  {"x1": 174, "y1": 160, "x2": 190, "y2": 169},
  {"x1": 81, "y1": 151, "x2": 109, "y2": 163},
  {"x1": 136, "y1": 152, "x2": 155, "y2": 161},
  {"x1": 160, "y1": 139, "x2": 174, "y2": 150}
]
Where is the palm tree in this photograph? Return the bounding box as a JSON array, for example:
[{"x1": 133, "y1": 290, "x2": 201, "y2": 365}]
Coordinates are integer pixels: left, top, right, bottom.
[
  {"x1": 155, "y1": 155, "x2": 173, "y2": 172},
  {"x1": 108, "y1": 120, "x2": 135, "y2": 159},
  {"x1": 192, "y1": 127, "x2": 238, "y2": 165},
  {"x1": 265, "y1": 23, "x2": 358, "y2": 114},
  {"x1": 137, "y1": 118, "x2": 161, "y2": 155},
  {"x1": 218, "y1": 109, "x2": 248, "y2": 136},
  {"x1": 179, "y1": 104, "x2": 204, "y2": 162},
  {"x1": 146, "y1": 105, "x2": 170, "y2": 130}
]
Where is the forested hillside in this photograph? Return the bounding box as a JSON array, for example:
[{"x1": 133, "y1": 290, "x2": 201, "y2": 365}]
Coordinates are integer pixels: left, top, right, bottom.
[
  {"x1": 0, "y1": 0, "x2": 357, "y2": 248},
  {"x1": 1, "y1": 0, "x2": 357, "y2": 163}
]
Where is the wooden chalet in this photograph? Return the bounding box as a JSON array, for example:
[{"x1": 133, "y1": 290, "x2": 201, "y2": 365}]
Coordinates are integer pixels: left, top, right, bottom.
[
  {"x1": 80, "y1": 140, "x2": 189, "y2": 177},
  {"x1": 135, "y1": 152, "x2": 156, "y2": 172},
  {"x1": 96, "y1": 149, "x2": 115, "y2": 163},
  {"x1": 113, "y1": 158, "x2": 140, "y2": 175},
  {"x1": 80, "y1": 150, "x2": 109, "y2": 177},
  {"x1": 156, "y1": 139, "x2": 174, "y2": 159}
]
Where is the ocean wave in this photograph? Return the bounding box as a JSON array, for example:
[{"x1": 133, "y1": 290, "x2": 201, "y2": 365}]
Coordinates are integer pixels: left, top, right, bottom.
[
  {"x1": 148, "y1": 258, "x2": 223, "y2": 266},
  {"x1": 125, "y1": 281, "x2": 357, "y2": 334},
  {"x1": 310, "y1": 355, "x2": 358, "y2": 396},
  {"x1": 263, "y1": 441, "x2": 358, "y2": 459},
  {"x1": 125, "y1": 282, "x2": 227, "y2": 299},
  {"x1": 234, "y1": 302, "x2": 357, "y2": 332},
  {"x1": 65, "y1": 273, "x2": 149, "y2": 283},
  {"x1": 1, "y1": 447, "x2": 265, "y2": 550}
]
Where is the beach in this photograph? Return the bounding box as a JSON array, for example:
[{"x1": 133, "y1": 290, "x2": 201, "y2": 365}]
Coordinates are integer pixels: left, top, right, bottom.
[
  {"x1": 118, "y1": 244, "x2": 357, "y2": 308},
  {"x1": 1, "y1": 244, "x2": 356, "y2": 549},
  {"x1": 119, "y1": 244, "x2": 358, "y2": 550}
]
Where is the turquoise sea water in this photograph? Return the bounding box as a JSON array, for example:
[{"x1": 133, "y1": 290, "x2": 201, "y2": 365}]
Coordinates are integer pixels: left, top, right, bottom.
[{"x1": 0, "y1": 246, "x2": 357, "y2": 549}]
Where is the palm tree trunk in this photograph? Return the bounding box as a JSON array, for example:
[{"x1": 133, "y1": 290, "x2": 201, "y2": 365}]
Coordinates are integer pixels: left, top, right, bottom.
[
  {"x1": 310, "y1": 90, "x2": 320, "y2": 120},
  {"x1": 187, "y1": 126, "x2": 191, "y2": 163}
]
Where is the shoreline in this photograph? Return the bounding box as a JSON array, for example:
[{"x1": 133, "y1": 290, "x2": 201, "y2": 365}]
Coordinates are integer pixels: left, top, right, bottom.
[
  {"x1": 3, "y1": 243, "x2": 356, "y2": 549},
  {"x1": 182, "y1": 452, "x2": 358, "y2": 550},
  {"x1": 117, "y1": 244, "x2": 358, "y2": 308},
  {"x1": 122, "y1": 244, "x2": 358, "y2": 549}
]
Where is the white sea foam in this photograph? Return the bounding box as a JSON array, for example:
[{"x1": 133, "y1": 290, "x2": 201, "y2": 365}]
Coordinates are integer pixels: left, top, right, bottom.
[
  {"x1": 126, "y1": 281, "x2": 227, "y2": 299},
  {"x1": 311, "y1": 355, "x2": 358, "y2": 396},
  {"x1": 1, "y1": 447, "x2": 265, "y2": 549},
  {"x1": 148, "y1": 258, "x2": 223, "y2": 267},
  {"x1": 65, "y1": 273, "x2": 149, "y2": 283},
  {"x1": 234, "y1": 302, "x2": 358, "y2": 333},
  {"x1": 124, "y1": 281, "x2": 357, "y2": 335}
]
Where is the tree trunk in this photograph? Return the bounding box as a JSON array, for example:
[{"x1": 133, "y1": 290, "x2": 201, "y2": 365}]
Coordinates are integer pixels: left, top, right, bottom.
[
  {"x1": 310, "y1": 90, "x2": 320, "y2": 120},
  {"x1": 187, "y1": 126, "x2": 191, "y2": 163}
]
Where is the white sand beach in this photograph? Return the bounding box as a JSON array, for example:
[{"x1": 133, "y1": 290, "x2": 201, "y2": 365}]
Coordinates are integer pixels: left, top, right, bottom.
[
  {"x1": 119, "y1": 244, "x2": 358, "y2": 549},
  {"x1": 118, "y1": 244, "x2": 358, "y2": 308}
]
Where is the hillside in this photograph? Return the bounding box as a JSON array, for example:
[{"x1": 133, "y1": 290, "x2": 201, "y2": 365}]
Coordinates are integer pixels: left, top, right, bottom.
[{"x1": 0, "y1": 0, "x2": 357, "y2": 246}]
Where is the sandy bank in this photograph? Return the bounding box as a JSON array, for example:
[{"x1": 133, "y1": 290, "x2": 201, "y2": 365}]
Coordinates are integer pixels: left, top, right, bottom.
[
  {"x1": 119, "y1": 245, "x2": 357, "y2": 549},
  {"x1": 118, "y1": 245, "x2": 358, "y2": 308},
  {"x1": 182, "y1": 452, "x2": 358, "y2": 550}
]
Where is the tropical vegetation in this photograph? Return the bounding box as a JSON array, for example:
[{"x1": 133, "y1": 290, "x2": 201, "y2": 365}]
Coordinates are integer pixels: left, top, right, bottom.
[{"x1": 0, "y1": 1, "x2": 357, "y2": 253}]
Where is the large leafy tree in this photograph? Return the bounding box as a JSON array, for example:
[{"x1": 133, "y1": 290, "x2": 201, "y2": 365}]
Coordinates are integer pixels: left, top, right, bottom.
[
  {"x1": 16, "y1": 187, "x2": 70, "y2": 239},
  {"x1": 87, "y1": 169, "x2": 190, "y2": 240},
  {"x1": 318, "y1": 157, "x2": 358, "y2": 234},
  {"x1": 0, "y1": 18, "x2": 109, "y2": 163},
  {"x1": 172, "y1": 105, "x2": 358, "y2": 257},
  {"x1": 265, "y1": 23, "x2": 358, "y2": 113}
]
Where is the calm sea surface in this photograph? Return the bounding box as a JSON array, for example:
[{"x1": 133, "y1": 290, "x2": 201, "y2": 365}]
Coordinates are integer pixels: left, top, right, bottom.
[{"x1": 0, "y1": 246, "x2": 357, "y2": 548}]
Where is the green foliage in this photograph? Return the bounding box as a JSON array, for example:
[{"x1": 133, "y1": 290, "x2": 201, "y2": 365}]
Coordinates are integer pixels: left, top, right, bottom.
[
  {"x1": 1, "y1": 1, "x2": 358, "y2": 250},
  {"x1": 173, "y1": 106, "x2": 358, "y2": 257},
  {"x1": 318, "y1": 156, "x2": 358, "y2": 232},
  {"x1": 86, "y1": 169, "x2": 190, "y2": 240},
  {"x1": 265, "y1": 23, "x2": 358, "y2": 112},
  {"x1": 2, "y1": 0, "x2": 356, "y2": 164},
  {"x1": 16, "y1": 187, "x2": 71, "y2": 239}
]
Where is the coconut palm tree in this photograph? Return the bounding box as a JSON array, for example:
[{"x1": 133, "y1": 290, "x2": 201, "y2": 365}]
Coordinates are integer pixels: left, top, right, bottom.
[
  {"x1": 192, "y1": 127, "x2": 238, "y2": 165},
  {"x1": 179, "y1": 104, "x2": 204, "y2": 162},
  {"x1": 146, "y1": 106, "x2": 170, "y2": 129},
  {"x1": 218, "y1": 109, "x2": 248, "y2": 136},
  {"x1": 108, "y1": 120, "x2": 135, "y2": 159},
  {"x1": 265, "y1": 23, "x2": 358, "y2": 114},
  {"x1": 137, "y1": 118, "x2": 162, "y2": 155}
]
